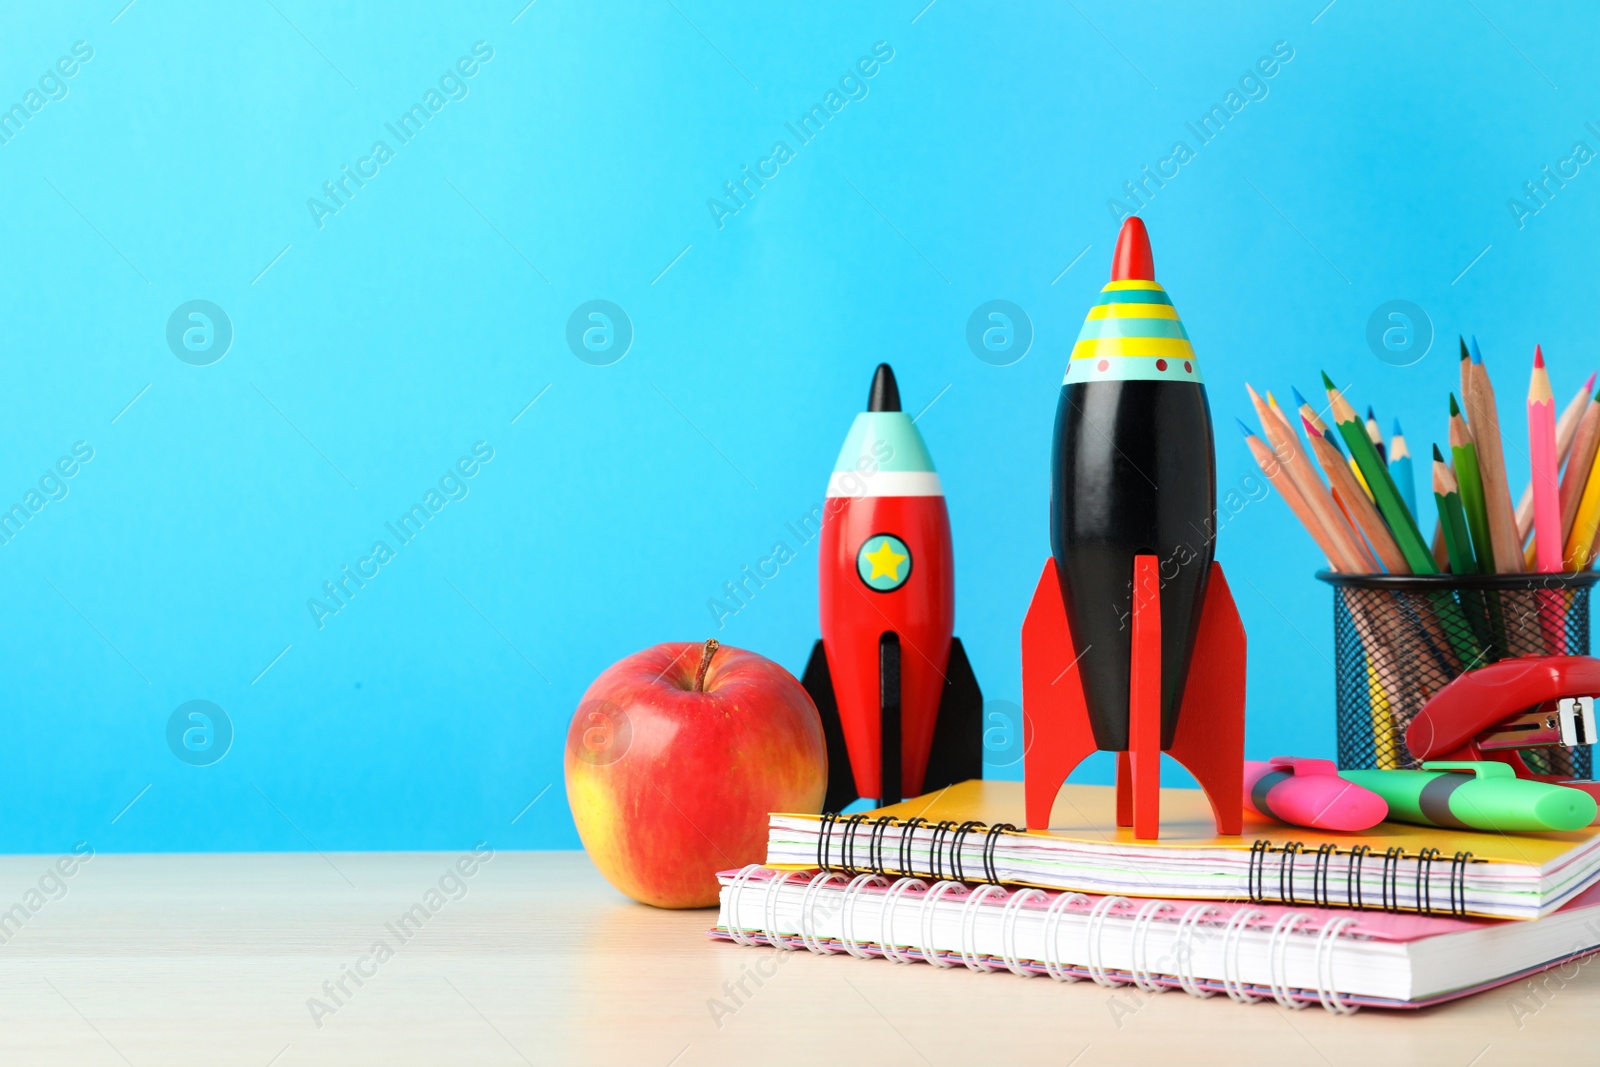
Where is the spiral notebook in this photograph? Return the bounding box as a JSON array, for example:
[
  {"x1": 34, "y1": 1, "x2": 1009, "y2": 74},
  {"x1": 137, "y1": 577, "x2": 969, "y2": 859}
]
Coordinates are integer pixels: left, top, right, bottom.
[
  {"x1": 763, "y1": 780, "x2": 1600, "y2": 920},
  {"x1": 711, "y1": 865, "x2": 1600, "y2": 1012}
]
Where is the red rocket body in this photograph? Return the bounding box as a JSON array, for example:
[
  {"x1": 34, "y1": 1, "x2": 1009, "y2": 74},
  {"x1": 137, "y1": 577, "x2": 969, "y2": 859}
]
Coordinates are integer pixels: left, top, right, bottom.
[
  {"x1": 819, "y1": 494, "x2": 954, "y2": 801},
  {"x1": 804, "y1": 365, "x2": 983, "y2": 809}
]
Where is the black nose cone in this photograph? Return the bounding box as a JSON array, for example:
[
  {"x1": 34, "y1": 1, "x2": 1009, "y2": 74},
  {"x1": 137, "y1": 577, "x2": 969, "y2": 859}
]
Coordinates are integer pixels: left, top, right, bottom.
[{"x1": 868, "y1": 363, "x2": 901, "y2": 412}]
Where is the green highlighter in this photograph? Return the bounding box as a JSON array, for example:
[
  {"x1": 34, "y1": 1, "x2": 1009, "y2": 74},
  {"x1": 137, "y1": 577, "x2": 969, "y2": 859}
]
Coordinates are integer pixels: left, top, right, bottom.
[{"x1": 1341, "y1": 762, "x2": 1597, "y2": 833}]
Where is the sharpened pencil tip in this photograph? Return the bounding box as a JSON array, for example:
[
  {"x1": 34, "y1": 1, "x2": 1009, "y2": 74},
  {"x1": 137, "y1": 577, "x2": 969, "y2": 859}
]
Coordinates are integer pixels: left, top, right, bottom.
[
  {"x1": 1534, "y1": 344, "x2": 1545, "y2": 369},
  {"x1": 1392, "y1": 417, "x2": 1404, "y2": 437},
  {"x1": 1291, "y1": 386, "x2": 1309, "y2": 409},
  {"x1": 1320, "y1": 370, "x2": 1336, "y2": 391},
  {"x1": 1236, "y1": 418, "x2": 1255, "y2": 438},
  {"x1": 1459, "y1": 336, "x2": 1470, "y2": 362},
  {"x1": 1586, "y1": 371, "x2": 1597, "y2": 394},
  {"x1": 1433, "y1": 443, "x2": 1445, "y2": 462},
  {"x1": 1470, "y1": 336, "x2": 1484, "y2": 365},
  {"x1": 1449, "y1": 393, "x2": 1461, "y2": 417}
]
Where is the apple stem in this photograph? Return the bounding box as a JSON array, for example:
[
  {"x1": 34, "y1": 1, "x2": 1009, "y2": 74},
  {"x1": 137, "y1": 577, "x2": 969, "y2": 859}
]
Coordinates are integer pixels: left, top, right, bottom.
[{"x1": 693, "y1": 638, "x2": 719, "y2": 692}]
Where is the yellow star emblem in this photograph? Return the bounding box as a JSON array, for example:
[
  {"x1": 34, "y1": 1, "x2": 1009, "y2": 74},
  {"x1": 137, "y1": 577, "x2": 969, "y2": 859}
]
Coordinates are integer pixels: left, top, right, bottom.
[{"x1": 863, "y1": 538, "x2": 907, "y2": 582}]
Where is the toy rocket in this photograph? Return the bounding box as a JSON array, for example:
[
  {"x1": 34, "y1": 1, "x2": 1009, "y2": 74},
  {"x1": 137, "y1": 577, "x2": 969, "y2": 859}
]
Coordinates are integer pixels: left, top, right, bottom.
[
  {"x1": 1021, "y1": 217, "x2": 1246, "y2": 839},
  {"x1": 803, "y1": 365, "x2": 983, "y2": 811}
]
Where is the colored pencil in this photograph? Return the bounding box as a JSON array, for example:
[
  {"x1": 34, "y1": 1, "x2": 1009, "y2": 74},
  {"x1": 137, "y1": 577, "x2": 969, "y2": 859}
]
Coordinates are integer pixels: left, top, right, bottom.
[
  {"x1": 1433, "y1": 446, "x2": 1476, "y2": 574},
  {"x1": 1449, "y1": 395, "x2": 1495, "y2": 574},
  {"x1": 1515, "y1": 370, "x2": 1594, "y2": 543},
  {"x1": 1560, "y1": 384, "x2": 1600, "y2": 542},
  {"x1": 1564, "y1": 433, "x2": 1600, "y2": 569},
  {"x1": 1388, "y1": 418, "x2": 1416, "y2": 519},
  {"x1": 1237, "y1": 420, "x2": 1347, "y2": 570},
  {"x1": 1301, "y1": 413, "x2": 1408, "y2": 573},
  {"x1": 1247, "y1": 385, "x2": 1374, "y2": 572},
  {"x1": 1464, "y1": 338, "x2": 1523, "y2": 572},
  {"x1": 1324, "y1": 374, "x2": 1436, "y2": 572},
  {"x1": 1527, "y1": 346, "x2": 1562, "y2": 573},
  {"x1": 1365, "y1": 406, "x2": 1386, "y2": 462}
]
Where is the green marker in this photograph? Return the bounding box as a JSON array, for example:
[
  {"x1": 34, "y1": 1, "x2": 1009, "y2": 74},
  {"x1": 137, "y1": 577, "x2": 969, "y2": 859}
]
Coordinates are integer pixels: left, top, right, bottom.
[{"x1": 1341, "y1": 762, "x2": 1597, "y2": 833}]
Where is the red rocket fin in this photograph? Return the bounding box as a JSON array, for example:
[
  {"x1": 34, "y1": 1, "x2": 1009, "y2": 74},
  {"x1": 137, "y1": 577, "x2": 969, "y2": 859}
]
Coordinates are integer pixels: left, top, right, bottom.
[
  {"x1": 1021, "y1": 558, "x2": 1100, "y2": 829},
  {"x1": 1111, "y1": 216, "x2": 1155, "y2": 282},
  {"x1": 1166, "y1": 563, "x2": 1247, "y2": 836}
]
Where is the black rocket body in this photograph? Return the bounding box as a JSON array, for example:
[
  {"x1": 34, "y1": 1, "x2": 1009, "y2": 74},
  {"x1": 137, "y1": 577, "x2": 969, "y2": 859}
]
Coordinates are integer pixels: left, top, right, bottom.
[{"x1": 1050, "y1": 219, "x2": 1217, "y2": 750}]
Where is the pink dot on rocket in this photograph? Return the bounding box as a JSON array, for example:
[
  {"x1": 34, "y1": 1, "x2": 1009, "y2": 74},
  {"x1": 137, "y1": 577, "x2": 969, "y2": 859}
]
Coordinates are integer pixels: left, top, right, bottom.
[
  {"x1": 1155, "y1": 359, "x2": 1167, "y2": 371},
  {"x1": 1098, "y1": 360, "x2": 1110, "y2": 371}
]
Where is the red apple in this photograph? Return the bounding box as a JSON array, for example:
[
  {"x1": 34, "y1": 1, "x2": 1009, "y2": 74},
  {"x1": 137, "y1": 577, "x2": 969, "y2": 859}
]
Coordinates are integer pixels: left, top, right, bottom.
[{"x1": 564, "y1": 639, "x2": 827, "y2": 908}]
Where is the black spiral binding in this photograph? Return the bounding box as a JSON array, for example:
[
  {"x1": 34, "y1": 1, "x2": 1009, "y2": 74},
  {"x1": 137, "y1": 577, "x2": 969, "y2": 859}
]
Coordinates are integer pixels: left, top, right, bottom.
[
  {"x1": 817, "y1": 811, "x2": 839, "y2": 872},
  {"x1": 1417, "y1": 847, "x2": 1441, "y2": 915},
  {"x1": 1238, "y1": 838, "x2": 1480, "y2": 916},
  {"x1": 1312, "y1": 843, "x2": 1338, "y2": 907},
  {"x1": 897, "y1": 816, "x2": 927, "y2": 878},
  {"x1": 841, "y1": 814, "x2": 869, "y2": 875},
  {"x1": 1449, "y1": 851, "x2": 1474, "y2": 918},
  {"x1": 1381, "y1": 847, "x2": 1406, "y2": 913},
  {"x1": 927, "y1": 820, "x2": 958, "y2": 880},
  {"x1": 983, "y1": 823, "x2": 1017, "y2": 885},
  {"x1": 1278, "y1": 842, "x2": 1305, "y2": 906},
  {"x1": 1347, "y1": 844, "x2": 1370, "y2": 910},
  {"x1": 812, "y1": 814, "x2": 1485, "y2": 915},
  {"x1": 812, "y1": 813, "x2": 1021, "y2": 883},
  {"x1": 949, "y1": 820, "x2": 985, "y2": 882},
  {"x1": 1247, "y1": 839, "x2": 1271, "y2": 903},
  {"x1": 869, "y1": 815, "x2": 896, "y2": 876}
]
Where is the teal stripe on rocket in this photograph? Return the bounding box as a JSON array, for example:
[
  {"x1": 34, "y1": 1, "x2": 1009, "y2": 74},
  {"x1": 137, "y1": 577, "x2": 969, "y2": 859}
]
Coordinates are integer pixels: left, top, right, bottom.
[
  {"x1": 1095, "y1": 289, "x2": 1172, "y2": 306},
  {"x1": 1075, "y1": 317, "x2": 1190, "y2": 342},
  {"x1": 833, "y1": 412, "x2": 936, "y2": 473}
]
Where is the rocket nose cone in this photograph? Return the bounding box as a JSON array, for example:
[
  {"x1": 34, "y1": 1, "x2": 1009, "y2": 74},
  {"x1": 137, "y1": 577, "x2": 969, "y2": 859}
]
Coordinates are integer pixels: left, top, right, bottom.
[
  {"x1": 868, "y1": 363, "x2": 901, "y2": 412},
  {"x1": 1111, "y1": 216, "x2": 1155, "y2": 282}
]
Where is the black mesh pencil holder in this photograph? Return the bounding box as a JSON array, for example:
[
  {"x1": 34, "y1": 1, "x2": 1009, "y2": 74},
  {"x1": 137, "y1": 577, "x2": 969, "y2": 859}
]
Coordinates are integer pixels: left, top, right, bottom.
[{"x1": 1321, "y1": 571, "x2": 1597, "y2": 774}]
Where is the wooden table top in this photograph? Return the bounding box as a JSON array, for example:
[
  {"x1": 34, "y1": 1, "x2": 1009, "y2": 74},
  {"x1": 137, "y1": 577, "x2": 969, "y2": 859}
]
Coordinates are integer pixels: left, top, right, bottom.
[{"x1": 0, "y1": 849, "x2": 1592, "y2": 1065}]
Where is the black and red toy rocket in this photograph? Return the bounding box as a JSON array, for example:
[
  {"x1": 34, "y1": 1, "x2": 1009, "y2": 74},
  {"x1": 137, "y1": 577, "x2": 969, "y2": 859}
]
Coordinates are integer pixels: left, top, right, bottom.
[
  {"x1": 803, "y1": 365, "x2": 983, "y2": 810},
  {"x1": 1021, "y1": 217, "x2": 1246, "y2": 840}
]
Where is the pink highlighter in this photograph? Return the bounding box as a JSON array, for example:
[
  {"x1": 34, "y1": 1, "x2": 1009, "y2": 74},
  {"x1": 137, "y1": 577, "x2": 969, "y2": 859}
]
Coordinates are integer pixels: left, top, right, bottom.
[{"x1": 1244, "y1": 756, "x2": 1388, "y2": 832}]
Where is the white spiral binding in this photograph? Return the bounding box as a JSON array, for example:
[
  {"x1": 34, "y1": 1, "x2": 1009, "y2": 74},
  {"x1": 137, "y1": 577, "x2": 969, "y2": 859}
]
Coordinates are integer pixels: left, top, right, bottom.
[
  {"x1": 1221, "y1": 908, "x2": 1265, "y2": 1004},
  {"x1": 1267, "y1": 912, "x2": 1313, "y2": 1009},
  {"x1": 917, "y1": 881, "x2": 969, "y2": 969},
  {"x1": 1085, "y1": 895, "x2": 1133, "y2": 987},
  {"x1": 1129, "y1": 900, "x2": 1176, "y2": 992},
  {"x1": 839, "y1": 873, "x2": 888, "y2": 959},
  {"x1": 1041, "y1": 891, "x2": 1090, "y2": 981},
  {"x1": 1173, "y1": 904, "x2": 1222, "y2": 998},
  {"x1": 958, "y1": 884, "x2": 1009, "y2": 972},
  {"x1": 761, "y1": 868, "x2": 803, "y2": 950},
  {"x1": 1000, "y1": 888, "x2": 1049, "y2": 977},
  {"x1": 1314, "y1": 916, "x2": 1361, "y2": 1015},
  {"x1": 797, "y1": 870, "x2": 849, "y2": 954},
  {"x1": 724, "y1": 864, "x2": 767, "y2": 946},
  {"x1": 877, "y1": 877, "x2": 929, "y2": 965}
]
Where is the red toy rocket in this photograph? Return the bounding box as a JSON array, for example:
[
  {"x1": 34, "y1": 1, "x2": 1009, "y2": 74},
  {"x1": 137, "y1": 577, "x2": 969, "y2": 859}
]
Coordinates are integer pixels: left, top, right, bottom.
[
  {"x1": 803, "y1": 365, "x2": 983, "y2": 810},
  {"x1": 1021, "y1": 218, "x2": 1246, "y2": 840}
]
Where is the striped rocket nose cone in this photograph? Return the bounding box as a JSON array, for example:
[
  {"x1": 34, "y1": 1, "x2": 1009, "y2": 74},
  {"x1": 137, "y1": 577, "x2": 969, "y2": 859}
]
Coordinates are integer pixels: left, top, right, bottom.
[{"x1": 1065, "y1": 280, "x2": 1201, "y2": 385}]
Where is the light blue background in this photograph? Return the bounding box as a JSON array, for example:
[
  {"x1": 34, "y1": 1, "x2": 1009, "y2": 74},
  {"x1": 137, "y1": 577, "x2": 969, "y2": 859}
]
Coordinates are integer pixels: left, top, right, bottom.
[{"x1": 2, "y1": 1, "x2": 1595, "y2": 853}]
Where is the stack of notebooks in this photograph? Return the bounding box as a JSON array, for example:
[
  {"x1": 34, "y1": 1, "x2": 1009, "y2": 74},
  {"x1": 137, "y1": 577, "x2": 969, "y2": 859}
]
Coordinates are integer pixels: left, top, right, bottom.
[{"x1": 710, "y1": 780, "x2": 1600, "y2": 1013}]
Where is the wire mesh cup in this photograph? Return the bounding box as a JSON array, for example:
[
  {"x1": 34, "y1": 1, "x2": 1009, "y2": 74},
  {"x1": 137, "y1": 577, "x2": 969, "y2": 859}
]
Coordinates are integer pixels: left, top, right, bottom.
[{"x1": 1321, "y1": 571, "x2": 1597, "y2": 773}]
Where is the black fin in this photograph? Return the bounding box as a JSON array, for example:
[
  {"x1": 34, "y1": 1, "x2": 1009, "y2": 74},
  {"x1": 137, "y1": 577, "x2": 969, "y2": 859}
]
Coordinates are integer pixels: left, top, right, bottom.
[
  {"x1": 922, "y1": 637, "x2": 984, "y2": 792},
  {"x1": 803, "y1": 640, "x2": 859, "y2": 812}
]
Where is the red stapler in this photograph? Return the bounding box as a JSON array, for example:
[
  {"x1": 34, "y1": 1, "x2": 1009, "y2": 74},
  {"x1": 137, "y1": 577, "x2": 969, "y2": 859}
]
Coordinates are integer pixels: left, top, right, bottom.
[{"x1": 1406, "y1": 655, "x2": 1600, "y2": 821}]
